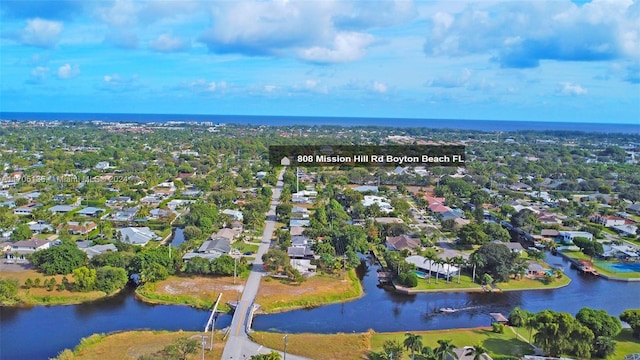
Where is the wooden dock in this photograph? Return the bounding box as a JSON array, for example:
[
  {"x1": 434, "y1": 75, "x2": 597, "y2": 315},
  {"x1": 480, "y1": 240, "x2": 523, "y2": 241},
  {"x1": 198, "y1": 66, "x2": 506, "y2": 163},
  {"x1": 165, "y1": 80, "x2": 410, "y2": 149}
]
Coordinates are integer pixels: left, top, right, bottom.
[{"x1": 370, "y1": 246, "x2": 388, "y2": 269}]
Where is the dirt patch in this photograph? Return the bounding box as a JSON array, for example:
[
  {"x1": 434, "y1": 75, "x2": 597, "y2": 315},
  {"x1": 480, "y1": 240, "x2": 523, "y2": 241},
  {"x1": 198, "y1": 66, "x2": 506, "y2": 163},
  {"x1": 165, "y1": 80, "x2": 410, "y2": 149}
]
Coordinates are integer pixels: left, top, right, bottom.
[{"x1": 157, "y1": 277, "x2": 245, "y2": 296}]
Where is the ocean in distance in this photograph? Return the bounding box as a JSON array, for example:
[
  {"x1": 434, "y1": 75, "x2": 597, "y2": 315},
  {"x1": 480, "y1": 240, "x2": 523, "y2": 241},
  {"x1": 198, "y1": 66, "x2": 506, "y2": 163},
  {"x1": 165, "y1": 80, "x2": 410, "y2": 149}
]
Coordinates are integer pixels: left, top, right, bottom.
[{"x1": 1, "y1": 112, "x2": 638, "y2": 134}]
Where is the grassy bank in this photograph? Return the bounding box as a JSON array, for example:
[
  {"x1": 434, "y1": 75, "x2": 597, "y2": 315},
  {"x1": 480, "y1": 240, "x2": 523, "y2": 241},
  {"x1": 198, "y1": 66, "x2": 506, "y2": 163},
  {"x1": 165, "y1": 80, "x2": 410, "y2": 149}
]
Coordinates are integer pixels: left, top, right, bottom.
[
  {"x1": 498, "y1": 273, "x2": 571, "y2": 291},
  {"x1": 255, "y1": 269, "x2": 363, "y2": 313},
  {"x1": 0, "y1": 269, "x2": 108, "y2": 306},
  {"x1": 135, "y1": 275, "x2": 245, "y2": 311},
  {"x1": 251, "y1": 331, "x2": 370, "y2": 360},
  {"x1": 398, "y1": 272, "x2": 571, "y2": 294},
  {"x1": 53, "y1": 330, "x2": 225, "y2": 360}
]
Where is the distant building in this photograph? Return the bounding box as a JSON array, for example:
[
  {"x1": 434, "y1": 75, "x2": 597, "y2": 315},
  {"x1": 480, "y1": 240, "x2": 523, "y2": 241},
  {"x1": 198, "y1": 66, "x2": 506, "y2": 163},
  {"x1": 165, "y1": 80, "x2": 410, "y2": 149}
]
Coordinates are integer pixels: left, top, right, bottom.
[
  {"x1": 386, "y1": 235, "x2": 421, "y2": 252},
  {"x1": 81, "y1": 244, "x2": 117, "y2": 259},
  {"x1": 182, "y1": 238, "x2": 231, "y2": 261},
  {"x1": 117, "y1": 227, "x2": 160, "y2": 246},
  {"x1": 558, "y1": 231, "x2": 593, "y2": 243},
  {"x1": 222, "y1": 209, "x2": 244, "y2": 221}
]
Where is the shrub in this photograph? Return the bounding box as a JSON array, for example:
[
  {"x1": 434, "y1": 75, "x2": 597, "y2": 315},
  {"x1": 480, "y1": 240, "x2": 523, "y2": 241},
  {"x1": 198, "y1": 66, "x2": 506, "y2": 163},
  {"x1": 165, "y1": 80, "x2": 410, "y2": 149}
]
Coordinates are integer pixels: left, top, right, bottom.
[{"x1": 492, "y1": 323, "x2": 505, "y2": 333}]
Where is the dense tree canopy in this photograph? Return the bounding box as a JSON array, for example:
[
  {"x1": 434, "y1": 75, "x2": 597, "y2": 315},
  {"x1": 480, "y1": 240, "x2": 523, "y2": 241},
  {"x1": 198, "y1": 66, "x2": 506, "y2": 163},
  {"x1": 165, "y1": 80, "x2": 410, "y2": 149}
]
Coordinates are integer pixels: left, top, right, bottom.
[
  {"x1": 31, "y1": 242, "x2": 88, "y2": 275},
  {"x1": 471, "y1": 242, "x2": 517, "y2": 283}
]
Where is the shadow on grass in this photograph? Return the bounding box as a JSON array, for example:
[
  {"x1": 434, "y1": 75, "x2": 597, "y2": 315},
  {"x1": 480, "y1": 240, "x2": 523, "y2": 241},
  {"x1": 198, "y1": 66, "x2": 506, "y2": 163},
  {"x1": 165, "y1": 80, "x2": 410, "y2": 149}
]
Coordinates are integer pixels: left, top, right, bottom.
[{"x1": 483, "y1": 337, "x2": 533, "y2": 358}]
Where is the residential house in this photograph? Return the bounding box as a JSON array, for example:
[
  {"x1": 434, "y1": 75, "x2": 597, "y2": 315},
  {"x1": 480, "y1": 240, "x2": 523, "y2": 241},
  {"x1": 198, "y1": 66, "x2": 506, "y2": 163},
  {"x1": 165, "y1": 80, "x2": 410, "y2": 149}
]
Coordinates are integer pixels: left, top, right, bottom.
[
  {"x1": 452, "y1": 347, "x2": 493, "y2": 360},
  {"x1": 290, "y1": 259, "x2": 317, "y2": 275},
  {"x1": 7, "y1": 240, "x2": 51, "y2": 260},
  {"x1": 540, "y1": 229, "x2": 559, "y2": 239},
  {"x1": 627, "y1": 203, "x2": 640, "y2": 214},
  {"x1": 386, "y1": 235, "x2": 421, "y2": 252},
  {"x1": 612, "y1": 224, "x2": 638, "y2": 237},
  {"x1": 558, "y1": 231, "x2": 593, "y2": 243},
  {"x1": 65, "y1": 221, "x2": 98, "y2": 235},
  {"x1": 591, "y1": 215, "x2": 627, "y2": 228},
  {"x1": 526, "y1": 261, "x2": 548, "y2": 279},
  {"x1": 290, "y1": 226, "x2": 305, "y2": 236},
  {"x1": 112, "y1": 207, "x2": 138, "y2": 222},
  {"x1": 81, "y1": 244, "x2": 117, "y2": 259},
  {"x1": 291, "y1": 206, "x2": 310, "y2": 219},
  {"x1": 140, "y1": 196, "x2": 161, "y2": 207},
  {"x1": 287, "y1": 246, "x2": 315, "y2": 259},
  {"x1": 14, "y1": 203, "x2": 37, "y2": 216},
  {"x1": 405, "y1": 255, "x2": 458, "y2": 278},
  {"x1": 182, "y1": 237, "x2": 231, "y2": 261},
  {"x1": 374, "y1": 217, "x2": 404, "y2": 224},
  {"x1": 230, "y1": 221, "x2": 244, "y2": 233},
  {"x1": 353, "y1": 185, "x2": 378, "y2": 193},
  {"x1": 117, "y1": 227, "x2": 160, "y2": 246},
  {"x1": 106, "y1": 196, "x2": 132, "y2": 206},
  {"x1": 290, "y1": 219, "x2": 310, "y2": 228},
  {"x1": 510, "y1": 182, "x2": 533, "y2": 191},
  {"x1": 149, "y1": 208, "x2": 172, "y2": 220},
  {"x1": 500, "y1": 242, "x2": 525, "y2": 255},
  {"x1": 212, "y1": 228, "x2": 240, "y2": 242},
  {"x1": 28, "y1": 221, "x2": 54, "y2": 233},
  {"x1": 95, "y1": 161, "x2": 110, "y2": 170},
  {"x1": 77, "y1": 207, "x2": 105, "y2": 217},
  {"x1": 362, "y1": 195, "x2": 394, "y2": 214},
  {"x1": 49, "y1": 204, "x2": 78, "y2": 214},
  {"x1": 222, "y1": 209, "x2": 244, "y2": 222}
]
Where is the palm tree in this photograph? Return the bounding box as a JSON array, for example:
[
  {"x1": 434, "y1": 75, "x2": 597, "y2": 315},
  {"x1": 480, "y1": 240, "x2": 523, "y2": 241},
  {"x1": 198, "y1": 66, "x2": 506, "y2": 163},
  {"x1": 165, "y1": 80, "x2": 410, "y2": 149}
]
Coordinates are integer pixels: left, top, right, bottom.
[
  {"x1": 403, "y1": 333, "x2": 423, "y2": 360},
  {"x1": 420, "y1": 346, "x2": 437, "y2": 360},
  {"x1": 444, "y1": 257, "x2": 453, "y2": 283},
  {"x1": 465, "y1": 344, "x2": 488, "y2": 360},
  {"x1": 435, "y1": 339, "x2": 457, "y2": 360},
  {"x1": 454, "y1": 256, "x2": 465, "y2": 284},
  {"x1": 434, "y1": 258, "x2": 444, "y2": 284},
  {"x1": 423, "y1": 253, "x2": 437, "y2": 285},
  {"x1": 469, "y1": 252, "x2": 483, "y2": 284}
]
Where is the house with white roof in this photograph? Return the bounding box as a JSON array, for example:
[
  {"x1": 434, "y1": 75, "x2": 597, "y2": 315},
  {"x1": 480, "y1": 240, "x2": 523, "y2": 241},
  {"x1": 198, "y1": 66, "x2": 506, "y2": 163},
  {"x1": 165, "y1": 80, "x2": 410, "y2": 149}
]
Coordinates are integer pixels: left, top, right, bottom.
[
  {"x1": 362, "y1": 195, "x2": 394, "y2": 214},
  {"x1": 117, "y1": 227, "x2": 160, "y2": 246}
]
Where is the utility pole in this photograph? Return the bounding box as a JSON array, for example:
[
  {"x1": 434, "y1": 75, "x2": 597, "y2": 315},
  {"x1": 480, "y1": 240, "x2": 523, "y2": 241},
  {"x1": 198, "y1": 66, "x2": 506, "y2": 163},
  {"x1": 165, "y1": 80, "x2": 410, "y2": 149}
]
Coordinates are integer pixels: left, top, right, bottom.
[
  {"x1": 233, "y1": 256, "x2": 237, "y2": 284},
  {"x1": 283, "y1": 334, "x2": 288, "y2": 360}
]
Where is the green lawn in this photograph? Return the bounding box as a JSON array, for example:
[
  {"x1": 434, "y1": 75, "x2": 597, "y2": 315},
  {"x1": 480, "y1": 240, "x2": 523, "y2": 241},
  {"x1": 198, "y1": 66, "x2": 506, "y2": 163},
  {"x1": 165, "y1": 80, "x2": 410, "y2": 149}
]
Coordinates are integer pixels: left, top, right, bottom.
[
  {"x1": 371, "y1": 328, "x2": 533, "y2": 359},
  {"x1": 498, "y1": 274, "x2": 571, "y2": 291},
  {"x1": 408, "y1": 273, "x2": 483, "y2": 292},
  {"x1": 232, "y1": 242, "x2": 259, "y2": 254},
  {"x1": 613, "y1": 329, "x2": 640, "y2": 358}
]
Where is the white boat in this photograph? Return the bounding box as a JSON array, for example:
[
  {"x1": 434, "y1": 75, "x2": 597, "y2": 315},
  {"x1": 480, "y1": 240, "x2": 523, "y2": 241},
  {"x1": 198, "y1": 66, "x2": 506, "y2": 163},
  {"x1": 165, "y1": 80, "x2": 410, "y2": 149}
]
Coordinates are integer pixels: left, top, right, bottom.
[{"x1": 439, "y1": 307, "x2": 457, "y2": 313}]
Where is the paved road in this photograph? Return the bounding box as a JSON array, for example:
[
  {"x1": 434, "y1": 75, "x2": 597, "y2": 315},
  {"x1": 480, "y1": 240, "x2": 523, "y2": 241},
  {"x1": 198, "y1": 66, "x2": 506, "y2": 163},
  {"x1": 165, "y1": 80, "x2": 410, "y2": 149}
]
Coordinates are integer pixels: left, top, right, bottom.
[{"x1": 221, "y1": 168, "x2": 311, "y2": 360}]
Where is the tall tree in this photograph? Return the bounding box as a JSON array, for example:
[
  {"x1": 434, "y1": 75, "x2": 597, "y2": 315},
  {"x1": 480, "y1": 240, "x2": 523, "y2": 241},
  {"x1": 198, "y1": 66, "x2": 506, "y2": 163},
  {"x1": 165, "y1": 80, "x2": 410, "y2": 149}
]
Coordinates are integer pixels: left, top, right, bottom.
[{"x1": 403, "y1": 333, "x2": 423, "y2": 360}]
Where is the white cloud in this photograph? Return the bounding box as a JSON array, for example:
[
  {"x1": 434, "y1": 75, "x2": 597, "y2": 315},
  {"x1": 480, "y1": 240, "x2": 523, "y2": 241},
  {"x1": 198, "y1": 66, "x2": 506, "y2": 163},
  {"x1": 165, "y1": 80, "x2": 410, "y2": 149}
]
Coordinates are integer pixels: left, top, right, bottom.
[
  {"x1": 19, "y1": 18, "x2": 63, "y2": 48},
  {"x1": 99, "y1": 73, "x2": 143, "y2": 92},
  {"x1": 149, "y1": 33, "x2": 190, "y2": 52},
  {"x1": 423, "y1": 1, "x2": 639, "y2": 68},
  {"x1": 299, "y1": 32, "x2": 374, "y2": 63},
  {"x1": 57, "y1": 64, "x2": 80, "y2": 79},
  {"x1": 560, "y1": 82, "x2": 588, "y2": 96},
  {"x1": 373, "y1": 81, "x2": 388, "y2": 93},
  {"x1": 26, "y1": 66, "x2": 49, "y2": 84}
]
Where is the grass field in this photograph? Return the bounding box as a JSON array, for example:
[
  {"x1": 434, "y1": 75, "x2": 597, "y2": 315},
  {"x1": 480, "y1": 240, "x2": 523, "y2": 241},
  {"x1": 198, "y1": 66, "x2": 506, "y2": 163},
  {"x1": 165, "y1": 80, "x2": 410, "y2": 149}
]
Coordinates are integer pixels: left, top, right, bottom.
[
  {"x1": 0, "y1": 268, "x2": 108, "y2": 306},
  {"x1": 614, "y1": 329, "x2": 640, "y2": 358},
  {"x1": 498, "y1": 273, "x2": 571, "y2": 291},
  {"x1": 53, "y1": 330, "x2": 225, "y2": 360},
  {"x1": 251, "y1": 331, "x2": 370, "y2": 360},
  {"x1": 135, "y1": 275, "x2": 246, "y2": 311},
  {"x1": 408, "y1": 273, "x2": 483, "y2": 292},
  {"x1": 232, "y1": 241, "x2": 259, "y2": 254},
  {"x1": 255, "y1": 270, "x2": 363, "y2": 313},
  {"x1": 370, "y1": 327, "x2": 533, "y2": 359}
]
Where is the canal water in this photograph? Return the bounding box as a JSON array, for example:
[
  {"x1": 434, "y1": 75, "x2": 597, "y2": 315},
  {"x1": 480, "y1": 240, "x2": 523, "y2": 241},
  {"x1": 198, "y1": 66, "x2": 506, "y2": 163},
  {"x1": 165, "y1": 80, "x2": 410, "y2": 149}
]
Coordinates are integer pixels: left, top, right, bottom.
[
  {"x1": 1, "y1": 246, "x2": 638, "y2": 359},
  {"x1": 252, "y1": 253, "x2": 639, "y2": 333}
]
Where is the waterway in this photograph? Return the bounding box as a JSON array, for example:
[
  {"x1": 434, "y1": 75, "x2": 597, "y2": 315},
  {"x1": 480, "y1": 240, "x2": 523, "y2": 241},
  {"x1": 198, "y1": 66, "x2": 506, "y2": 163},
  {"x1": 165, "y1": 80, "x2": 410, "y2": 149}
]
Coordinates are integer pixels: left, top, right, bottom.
[
  {"x1": 1, "y1": 250, "x2": 638, "y2": 359},
  {"x1": 251, "y1": 253, "x2": 639, "y2": 333}
]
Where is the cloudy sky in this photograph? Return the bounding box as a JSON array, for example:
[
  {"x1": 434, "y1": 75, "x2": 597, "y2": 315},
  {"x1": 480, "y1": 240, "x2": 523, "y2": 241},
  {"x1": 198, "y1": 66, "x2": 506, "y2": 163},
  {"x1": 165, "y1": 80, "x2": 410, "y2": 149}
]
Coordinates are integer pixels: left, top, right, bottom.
[{"x1": 1, "y1": 0, "x2": 639, "y2": 124}]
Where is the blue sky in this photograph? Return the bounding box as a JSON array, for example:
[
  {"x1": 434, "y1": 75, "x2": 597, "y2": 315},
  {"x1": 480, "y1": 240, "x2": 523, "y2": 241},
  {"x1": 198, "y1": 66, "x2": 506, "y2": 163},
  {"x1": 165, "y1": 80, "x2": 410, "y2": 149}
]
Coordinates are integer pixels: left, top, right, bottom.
[{"x1": 1, "y1": 0, "x2": 639, "y2": 124}]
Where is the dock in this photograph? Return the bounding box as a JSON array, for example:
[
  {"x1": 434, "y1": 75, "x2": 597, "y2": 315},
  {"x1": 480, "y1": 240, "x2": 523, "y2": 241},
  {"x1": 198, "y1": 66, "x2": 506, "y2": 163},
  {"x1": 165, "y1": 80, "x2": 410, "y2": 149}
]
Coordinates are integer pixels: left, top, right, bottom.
[{"x1": 490, "y1": 312, "x2": 509, "y2": 324}]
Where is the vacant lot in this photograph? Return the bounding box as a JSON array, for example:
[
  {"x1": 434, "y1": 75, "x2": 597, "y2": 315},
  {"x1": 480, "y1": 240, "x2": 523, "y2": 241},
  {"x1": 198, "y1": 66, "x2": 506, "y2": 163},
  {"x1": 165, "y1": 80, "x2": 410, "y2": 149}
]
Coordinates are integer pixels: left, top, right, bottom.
[
  {"x1": 255, "y1": 270, "x2": 362, "y2": 313},
  {"x1": 136, "y1": 275, "x2": 245, "y2": 311},
  {"x1": 56, "y1": 330, "x2": 225, "y2": 360},
  {"x1": 251, "y1": 331, "x2": 370, "y2": 360},
  {"x1": 0, "y1": 266, "x2": 106, "y2": 306}
]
